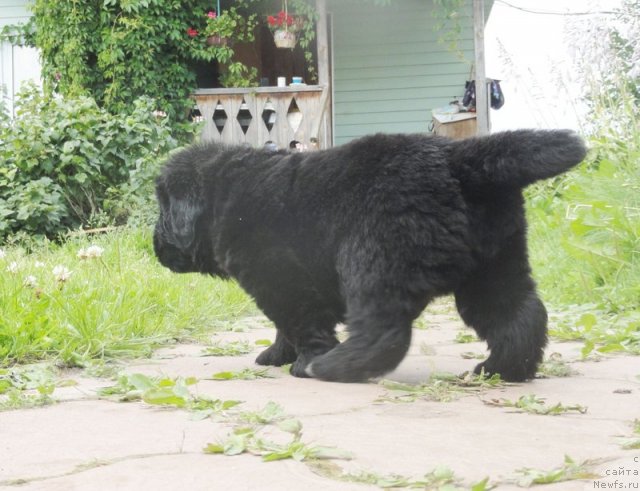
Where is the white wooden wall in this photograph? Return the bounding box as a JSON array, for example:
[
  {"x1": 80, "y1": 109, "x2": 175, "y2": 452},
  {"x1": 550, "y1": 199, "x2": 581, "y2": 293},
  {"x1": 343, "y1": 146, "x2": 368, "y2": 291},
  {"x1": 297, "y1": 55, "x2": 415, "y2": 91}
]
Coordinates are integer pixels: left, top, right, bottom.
[{"x1": 0, "y1": 0, "x2": 41, "y2": 115}]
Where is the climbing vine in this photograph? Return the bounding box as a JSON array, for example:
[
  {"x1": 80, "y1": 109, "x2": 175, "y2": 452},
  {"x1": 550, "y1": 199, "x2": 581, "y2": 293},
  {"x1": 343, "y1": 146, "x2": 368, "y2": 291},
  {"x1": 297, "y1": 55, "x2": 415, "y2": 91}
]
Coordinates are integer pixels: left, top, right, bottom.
[{"x1": 9, "y1": 0, "x2": 318, "y2": 133}]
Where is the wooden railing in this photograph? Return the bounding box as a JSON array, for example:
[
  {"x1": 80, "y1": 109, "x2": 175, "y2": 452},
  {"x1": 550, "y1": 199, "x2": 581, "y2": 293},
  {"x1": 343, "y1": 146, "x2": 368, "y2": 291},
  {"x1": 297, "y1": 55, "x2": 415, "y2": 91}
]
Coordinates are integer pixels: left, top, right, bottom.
[{"x1": 192, "y1": 85, "x2": 330, "y2": 150}]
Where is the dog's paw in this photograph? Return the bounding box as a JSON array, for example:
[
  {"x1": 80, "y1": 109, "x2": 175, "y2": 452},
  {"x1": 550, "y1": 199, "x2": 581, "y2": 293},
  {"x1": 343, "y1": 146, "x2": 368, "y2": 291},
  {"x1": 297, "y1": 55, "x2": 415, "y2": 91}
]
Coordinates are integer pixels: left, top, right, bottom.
[
  {"x1": 304, "y1": 362, "x2": 315, "y2": 378},
  {"x1": 474, "y1": 360, "x2": 536, "y2": 382},
  {"x1": 255, "y1": 342, "x2": 297, "y2": 367},
  {"x1": 290, "y1": 358, "x2": 312, "y2": 378}
]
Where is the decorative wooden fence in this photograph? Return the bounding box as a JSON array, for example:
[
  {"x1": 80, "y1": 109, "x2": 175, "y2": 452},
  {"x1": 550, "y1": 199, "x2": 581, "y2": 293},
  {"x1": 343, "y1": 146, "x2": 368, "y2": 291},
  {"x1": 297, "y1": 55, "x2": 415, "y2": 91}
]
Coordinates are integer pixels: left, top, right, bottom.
[{"x1": 192, "y1": 85, "x2": 330, "y2": 150}]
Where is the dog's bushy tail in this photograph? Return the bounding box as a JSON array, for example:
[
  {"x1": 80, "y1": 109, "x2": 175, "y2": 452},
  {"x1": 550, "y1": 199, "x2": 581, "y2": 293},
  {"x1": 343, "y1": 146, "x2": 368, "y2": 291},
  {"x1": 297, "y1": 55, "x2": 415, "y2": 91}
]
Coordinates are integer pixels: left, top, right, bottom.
[{"x1": 449, "y1": 129, "x2": 587, "y2": 190}]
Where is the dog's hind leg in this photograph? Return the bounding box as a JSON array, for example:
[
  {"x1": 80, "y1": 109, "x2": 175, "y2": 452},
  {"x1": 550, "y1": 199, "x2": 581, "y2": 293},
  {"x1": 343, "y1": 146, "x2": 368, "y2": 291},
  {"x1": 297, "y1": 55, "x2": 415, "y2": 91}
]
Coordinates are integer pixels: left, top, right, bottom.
[{"x1": 454, "y1": 233, "x2": 547, "y2": 382}]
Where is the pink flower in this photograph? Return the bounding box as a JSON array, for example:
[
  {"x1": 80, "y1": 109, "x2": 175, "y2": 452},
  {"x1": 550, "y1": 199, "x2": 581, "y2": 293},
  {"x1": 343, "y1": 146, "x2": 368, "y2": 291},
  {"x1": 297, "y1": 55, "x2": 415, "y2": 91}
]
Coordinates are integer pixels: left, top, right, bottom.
[
  {"x1": 207, "y1": 10, "x2": 216, "y2": 18},
  {"x1": 187, "y1": 27, "x2": 198, "y2": 38}
]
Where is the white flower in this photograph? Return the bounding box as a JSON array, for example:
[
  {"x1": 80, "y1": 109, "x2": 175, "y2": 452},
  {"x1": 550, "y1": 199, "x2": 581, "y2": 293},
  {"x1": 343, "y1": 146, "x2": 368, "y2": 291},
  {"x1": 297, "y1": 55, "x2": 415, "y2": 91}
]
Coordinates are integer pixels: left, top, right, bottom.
[
  {"x1": 0, "y1": 248, "x2": 5, "y2": 260},
  {"x1": 23, "y1": 275, "x2": 38, "y2": 288},
  {"x1": 52, "y1": 265, "x2": 72, "y2": 283},
  {"x1": 77, "y1": 245, "x2": 104, "y2": 259},
  {"x1": 34, "y1": 261, "x2": 45, "y2": 268},
  {"x1": 6, "y1": 261, "x2": 19, "y2": 274}
]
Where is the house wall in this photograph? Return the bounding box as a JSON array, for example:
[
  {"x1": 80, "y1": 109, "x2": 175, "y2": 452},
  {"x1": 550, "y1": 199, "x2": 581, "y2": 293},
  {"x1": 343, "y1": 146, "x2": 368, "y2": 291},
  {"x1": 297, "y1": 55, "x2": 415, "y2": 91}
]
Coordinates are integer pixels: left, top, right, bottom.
[
  {"x1": 0, "y1": 0, "x2": 40, "y2": 113},
  {"x1": 329, "y1": 0, "x2": 477, "y2": 145}
]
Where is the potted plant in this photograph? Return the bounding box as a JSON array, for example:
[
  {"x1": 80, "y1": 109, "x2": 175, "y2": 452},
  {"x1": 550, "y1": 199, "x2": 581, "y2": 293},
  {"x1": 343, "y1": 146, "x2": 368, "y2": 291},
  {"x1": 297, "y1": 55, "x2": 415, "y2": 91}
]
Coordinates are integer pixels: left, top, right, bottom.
[
  {"x1": 267, "y1": 8, "x2": 304, "y2": 49},
  {"x1": 187, "y1": 7, "x2": 257, "y2": 64}
]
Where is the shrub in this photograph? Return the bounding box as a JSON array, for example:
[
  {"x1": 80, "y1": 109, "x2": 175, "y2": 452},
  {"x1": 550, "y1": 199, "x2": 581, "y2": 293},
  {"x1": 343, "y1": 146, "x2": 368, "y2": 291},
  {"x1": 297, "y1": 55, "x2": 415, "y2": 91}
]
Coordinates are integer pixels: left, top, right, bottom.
[
  {"x1": 0, "y1": 84, "x2": 178, "y2": 239},
  {"x1": 527, "y1": 136, "x2": 640, "y2": 314}
]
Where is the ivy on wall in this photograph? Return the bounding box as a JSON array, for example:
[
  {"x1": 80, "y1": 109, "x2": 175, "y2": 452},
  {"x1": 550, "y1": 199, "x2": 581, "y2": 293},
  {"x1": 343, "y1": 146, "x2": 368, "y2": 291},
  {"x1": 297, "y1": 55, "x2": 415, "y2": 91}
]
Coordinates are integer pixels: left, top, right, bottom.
[
  {"x1": 3, "y1": 0, "x2": 317, "y2": 132},
  {"x1": 28, "y1": 0, "x2": 210, "y2": 127}
]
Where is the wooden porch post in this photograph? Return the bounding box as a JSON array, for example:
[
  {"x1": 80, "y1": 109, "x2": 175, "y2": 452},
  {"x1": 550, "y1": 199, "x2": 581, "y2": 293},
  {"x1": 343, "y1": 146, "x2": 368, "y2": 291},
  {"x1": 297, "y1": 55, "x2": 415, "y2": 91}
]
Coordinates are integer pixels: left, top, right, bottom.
[
  {"x1": 315, "y1": 0, "x2": 332, "y2": 146},
  {"x1": 473, "y1": 0, "x2": 490, "y2": 135},
  {"x1": 316, "y1": 0, "x2": 329, "y2": 86}
]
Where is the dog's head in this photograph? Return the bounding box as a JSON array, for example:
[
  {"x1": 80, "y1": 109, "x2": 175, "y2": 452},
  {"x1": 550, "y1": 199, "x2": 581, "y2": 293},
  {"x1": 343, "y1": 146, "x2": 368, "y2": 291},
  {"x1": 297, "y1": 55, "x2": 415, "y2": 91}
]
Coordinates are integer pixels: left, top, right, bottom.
[{"x1": 153, "y1": 156, "x2": 227, "y2": 278}]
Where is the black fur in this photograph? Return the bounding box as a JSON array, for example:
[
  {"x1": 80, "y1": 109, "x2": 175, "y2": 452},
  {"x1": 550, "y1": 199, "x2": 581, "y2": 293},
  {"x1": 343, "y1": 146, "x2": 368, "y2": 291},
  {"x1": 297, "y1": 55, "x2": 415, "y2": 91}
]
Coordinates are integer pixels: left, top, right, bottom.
[{"x1": 154, "y1": 130, "x2": 587, "y2": 383}]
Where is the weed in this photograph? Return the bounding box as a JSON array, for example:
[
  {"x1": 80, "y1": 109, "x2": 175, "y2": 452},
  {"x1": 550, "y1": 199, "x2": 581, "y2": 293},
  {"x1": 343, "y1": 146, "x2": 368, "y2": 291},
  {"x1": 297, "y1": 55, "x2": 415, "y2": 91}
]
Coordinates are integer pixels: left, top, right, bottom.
[
  {"x1": 308, "y1": 460, "x2": 492, "y2": 490},
  {"x1": 484, "y1": 394, "x2": 587, "y2": 415},
  {"x1": 0, "y1": 364, "x2": 64, "y2": 411},
  {"x1": 204, "y1": 420, "x2": 353, "y2": 462},
  {"x1": 201, "y1": 340, "x2": 253, "y2": 357},
  {"x1": 209, "y1": 368, "x2": 274, "y2": 380},
  {"x1": 454, "y1": 331, "x2": 479, "y2": 343},
  {"x1": 621, "y1": 419, "x2": 640, "y2": 450},
  {"x1": 378, "y1": 371, "x2": 504, "y2": 403},
  {"x1": 419, "y1": 342, "x2": 437, "y2": 355},
  {"x1": 536, "y1": 353, "x2": 577, "y2": 378},
  {"x1": 413, "y1": 316, "x2": 430, "y2": 330},
  {"x1": 236, "y1": 401, "x2": 287, "y2": 425},
  {"x1": 512, "y1": 455, "x2": 599, "y2": 486},
  {"x1": 98, "y1": 372, "x2": 242, "y2": 418},
  {"x1": 460, "y1": 351, "x2": 486, "y2": 360}
]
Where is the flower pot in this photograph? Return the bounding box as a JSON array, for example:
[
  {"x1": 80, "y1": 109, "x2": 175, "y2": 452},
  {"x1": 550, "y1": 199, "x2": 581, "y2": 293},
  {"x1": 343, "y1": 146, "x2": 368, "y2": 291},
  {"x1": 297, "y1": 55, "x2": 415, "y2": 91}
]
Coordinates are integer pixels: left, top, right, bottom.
[
  {"x1": 206, "y1": 35, "x2": 228, "y2": 46},
  {"x1": 273, "y1": 29, "x2": 296, "y2": 49}
]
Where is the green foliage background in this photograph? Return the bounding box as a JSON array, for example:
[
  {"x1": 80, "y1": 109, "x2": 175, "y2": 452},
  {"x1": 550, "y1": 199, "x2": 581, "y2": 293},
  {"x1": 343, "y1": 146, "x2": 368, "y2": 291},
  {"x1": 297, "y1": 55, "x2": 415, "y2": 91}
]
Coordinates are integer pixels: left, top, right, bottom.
[
  {"x1": 23, "y1": 0, "x2": 318, "y2": 124},
  {"x1": 30, "y1": 0, "x2": 211, "y2": 123},
  {"x1": 0, "y1": 85, "x2": 178, "y2": 239}
]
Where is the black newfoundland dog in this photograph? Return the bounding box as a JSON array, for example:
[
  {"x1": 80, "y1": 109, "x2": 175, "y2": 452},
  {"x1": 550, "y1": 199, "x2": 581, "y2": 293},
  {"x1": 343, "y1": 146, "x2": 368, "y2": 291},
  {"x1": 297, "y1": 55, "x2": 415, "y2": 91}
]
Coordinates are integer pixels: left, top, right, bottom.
[{"x1": 154, "y1": 130, "x2": 586, "y2": 383}]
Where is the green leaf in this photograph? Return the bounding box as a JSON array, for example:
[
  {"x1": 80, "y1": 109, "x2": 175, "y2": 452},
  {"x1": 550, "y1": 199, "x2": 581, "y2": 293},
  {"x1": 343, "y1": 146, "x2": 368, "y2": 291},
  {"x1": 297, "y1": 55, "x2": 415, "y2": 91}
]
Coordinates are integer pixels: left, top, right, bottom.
[
  {"x1": 142, "y1": 388, "x2": 186, "y2": 408},
  {"x1": 203, "y1": 443, "x2": 225, "y2": 454},
  {"x1": 277, "y1": 418, "x2": 303, "y2": 435}
]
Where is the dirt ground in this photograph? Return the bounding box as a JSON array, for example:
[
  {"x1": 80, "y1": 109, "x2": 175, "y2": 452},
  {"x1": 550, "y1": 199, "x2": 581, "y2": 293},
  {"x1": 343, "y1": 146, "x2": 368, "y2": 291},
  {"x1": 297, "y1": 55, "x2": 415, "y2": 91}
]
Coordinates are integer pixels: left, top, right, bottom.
[{"x1": 1, "y1": 308, "x2": 639, "y2": 490}]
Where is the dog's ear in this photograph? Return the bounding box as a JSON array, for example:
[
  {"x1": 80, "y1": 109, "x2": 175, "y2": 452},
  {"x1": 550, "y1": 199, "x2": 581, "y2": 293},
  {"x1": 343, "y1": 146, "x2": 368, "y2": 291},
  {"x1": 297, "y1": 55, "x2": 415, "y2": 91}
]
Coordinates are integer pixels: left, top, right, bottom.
[
  {"x1": 166, "y1": 195, "x2": 203, "y2": 250},
  {"x1": 156, "y1": 170, "x2": 204, "y2": 251}
]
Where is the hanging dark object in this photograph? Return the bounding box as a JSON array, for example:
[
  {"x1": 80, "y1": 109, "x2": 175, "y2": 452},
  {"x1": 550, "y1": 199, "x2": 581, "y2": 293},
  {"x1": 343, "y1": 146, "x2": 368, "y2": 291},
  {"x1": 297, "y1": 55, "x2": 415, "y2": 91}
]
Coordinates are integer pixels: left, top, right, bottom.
[
  {"x1": 490, "y1": 79, "x2": 505, "y2": 110},
  {"x1": 462, "y1": 80, "x2": 476, "y2": 109},
  {"x1": 462, "y1": 79, "x2": 505, "y2": 110}
]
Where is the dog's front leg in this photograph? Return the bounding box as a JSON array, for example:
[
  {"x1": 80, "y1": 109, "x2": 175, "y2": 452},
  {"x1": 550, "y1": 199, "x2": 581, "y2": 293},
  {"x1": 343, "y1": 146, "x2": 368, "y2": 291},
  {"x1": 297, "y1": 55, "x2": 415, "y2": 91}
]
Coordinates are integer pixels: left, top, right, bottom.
[{"x1": 255, "y1": 329, "x2": 297, "y2": 366}]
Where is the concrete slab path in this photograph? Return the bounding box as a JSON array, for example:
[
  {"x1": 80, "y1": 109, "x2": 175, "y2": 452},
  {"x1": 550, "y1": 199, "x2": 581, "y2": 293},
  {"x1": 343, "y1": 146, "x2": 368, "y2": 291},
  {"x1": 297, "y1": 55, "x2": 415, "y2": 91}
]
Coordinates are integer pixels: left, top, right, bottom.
[{"x1": 1, "y1": 310, "x2": 639, "y2": 490}]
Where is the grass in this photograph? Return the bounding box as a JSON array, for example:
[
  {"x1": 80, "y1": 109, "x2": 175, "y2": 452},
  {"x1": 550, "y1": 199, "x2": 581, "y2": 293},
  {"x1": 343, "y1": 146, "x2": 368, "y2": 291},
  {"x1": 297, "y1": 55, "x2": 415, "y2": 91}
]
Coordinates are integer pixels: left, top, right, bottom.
[
  {"x1": 527, "y1": 131, "x2": 640, "y2": 354},
  {"x1": 0, "y1": 229, "x2": 257, "y2": 367}
]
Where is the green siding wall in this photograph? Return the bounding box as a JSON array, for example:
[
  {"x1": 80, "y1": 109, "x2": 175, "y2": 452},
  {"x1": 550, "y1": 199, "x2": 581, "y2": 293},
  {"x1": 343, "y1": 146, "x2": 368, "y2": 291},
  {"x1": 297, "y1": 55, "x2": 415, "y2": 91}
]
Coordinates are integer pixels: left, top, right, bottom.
[{"x1": 330, "y1": 0, "x2": 476, "y2": 145}]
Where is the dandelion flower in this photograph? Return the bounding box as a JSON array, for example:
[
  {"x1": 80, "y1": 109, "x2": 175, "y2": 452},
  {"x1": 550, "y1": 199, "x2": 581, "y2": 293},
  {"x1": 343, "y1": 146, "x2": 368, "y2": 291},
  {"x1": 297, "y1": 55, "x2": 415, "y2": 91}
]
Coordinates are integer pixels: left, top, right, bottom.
[
  {"x1": 34, "y1": 261, "x2": 45, "y2": 268},
  {"x1": 52, "y1": 265, "x2": 72, "y2": 283},
  {"x1": 23, "y1": 275, "x2": 38, "y2": 288},
  {"x1": 6, "y1": 261, "x2": 19, "y2": 274},
  {"x1": 77, "y1": 245, "x2": 104, "y2": 259}
]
